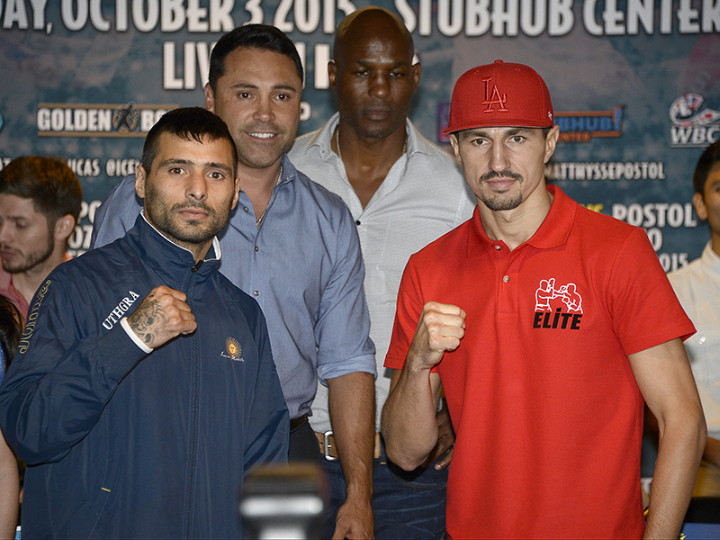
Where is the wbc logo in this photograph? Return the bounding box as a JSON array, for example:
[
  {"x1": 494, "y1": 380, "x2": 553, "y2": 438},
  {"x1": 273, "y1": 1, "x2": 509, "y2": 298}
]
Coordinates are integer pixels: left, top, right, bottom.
[{"x1": 481, "y1": 77, "x2": 509, "y2": 113}]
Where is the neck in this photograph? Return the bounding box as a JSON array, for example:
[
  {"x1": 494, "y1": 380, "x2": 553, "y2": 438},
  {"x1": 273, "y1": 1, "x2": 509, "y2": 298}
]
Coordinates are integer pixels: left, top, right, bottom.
[
  {"x1": 478, "y1": 186, "x2": 553, "y2": 251},
  {"x1": 711, "y1": 231, "x2": 720, "y2": 258},
  {"x1": 236, "y1": 159, "x2": 282, "y2": 221},
  {"x1": 334, "y1": 122, "x2": 407, "y2": 208},
  {"x1": 236, "y1": 158, "x2": 283, "y2": 193},
  {"x1": 12, "y1": 249, "x2": 67, "y2": 304},
  {"x1": 335, "y1": 122, "x2": 406, "y2": 168}
]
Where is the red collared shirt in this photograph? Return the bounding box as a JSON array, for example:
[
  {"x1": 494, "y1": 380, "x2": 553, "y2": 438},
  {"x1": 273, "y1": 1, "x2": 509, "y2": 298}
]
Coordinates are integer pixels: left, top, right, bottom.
[{"x1": 0, "y1": 267, "x2": 28, "y2": 320}]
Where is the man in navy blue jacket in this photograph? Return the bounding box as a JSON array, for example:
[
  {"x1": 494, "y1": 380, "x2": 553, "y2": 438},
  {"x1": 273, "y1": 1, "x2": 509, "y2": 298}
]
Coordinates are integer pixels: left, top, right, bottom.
[{"x1": 0, "y1": 107, "x2": 289, "y2": 539}]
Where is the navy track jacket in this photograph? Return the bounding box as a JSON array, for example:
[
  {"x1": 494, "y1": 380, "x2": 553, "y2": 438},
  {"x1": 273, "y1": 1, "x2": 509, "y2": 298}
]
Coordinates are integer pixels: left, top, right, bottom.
[{"x1": 0, "y1": 216, "x2": 289, "y2": 539}]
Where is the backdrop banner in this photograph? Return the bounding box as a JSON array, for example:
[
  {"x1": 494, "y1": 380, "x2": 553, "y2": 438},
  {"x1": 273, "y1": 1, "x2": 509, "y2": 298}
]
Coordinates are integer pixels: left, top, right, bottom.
[{"x1": 1, "y1": 0, "x2": 718, "y2": 268}]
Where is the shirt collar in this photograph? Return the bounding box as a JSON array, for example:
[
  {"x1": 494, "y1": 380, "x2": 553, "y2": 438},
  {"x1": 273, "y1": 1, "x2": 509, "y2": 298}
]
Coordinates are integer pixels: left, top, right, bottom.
[
  {"x1": 0, "y1": 267, "x2": 12, "y2": 290},
  {"x1": 525, "y1": 185, "x2": 576, "y2": 249},
  {"x1": 301, "y1": 112, "x2": 427, "y2": 160},
  {"x1": 279, "y1": 154, "x2": 300, "y2": 187},
  {"x1": 466, "y1": 185, "x2": 576, "y2": 257},
  {"x1": 700, "y1": 241, "x2": 720, "y2": 279}
]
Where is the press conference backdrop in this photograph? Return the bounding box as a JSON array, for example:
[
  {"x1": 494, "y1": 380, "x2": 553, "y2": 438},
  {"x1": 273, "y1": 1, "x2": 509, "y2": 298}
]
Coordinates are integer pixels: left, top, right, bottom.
[{"x1": 1, "y1": 0, "x2": 718, "y2": 269}]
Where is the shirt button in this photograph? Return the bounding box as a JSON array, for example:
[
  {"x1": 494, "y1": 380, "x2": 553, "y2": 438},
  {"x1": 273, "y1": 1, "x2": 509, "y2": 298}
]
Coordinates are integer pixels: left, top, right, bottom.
[
  {"x1": 503, "y1": 275, "x2": 510, "y2": 283},
  {"x1": 494, "y1": 244, "x2": 502, "y2": 250},
  {"x1": 355, "y1": 220, "x2": 361, "y2": 226},
  {"x1": 243, "y1": 206, "x2": 249, "y2": 212},
  {"x1": 252, "y1": 290, "x2": 259, "y2": 296},
  {"x1": 254, "y1": 246, "x2": 259, "y2": 252}
]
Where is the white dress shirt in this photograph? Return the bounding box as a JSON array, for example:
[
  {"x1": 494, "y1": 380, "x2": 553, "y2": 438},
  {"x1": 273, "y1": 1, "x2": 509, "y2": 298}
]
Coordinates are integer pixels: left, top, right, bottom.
[{"x1": 669, "y1": 241, "x2": 720, "y2": 439}]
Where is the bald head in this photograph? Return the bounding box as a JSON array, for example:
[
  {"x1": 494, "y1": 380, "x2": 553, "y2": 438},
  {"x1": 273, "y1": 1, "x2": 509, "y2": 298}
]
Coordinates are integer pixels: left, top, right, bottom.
[
  {"x1": 334, "y1": 7, "x2": 415, "y2": 66},
  {"x1": 330, "y1": 8, "x2": 419, "y2": 140}
]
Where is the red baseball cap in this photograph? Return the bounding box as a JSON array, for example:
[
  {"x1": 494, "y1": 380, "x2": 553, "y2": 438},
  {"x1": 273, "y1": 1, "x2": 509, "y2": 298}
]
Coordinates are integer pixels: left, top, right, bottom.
[{"x1": 444, "y1": 60, "x2": 554, "y2": 134}]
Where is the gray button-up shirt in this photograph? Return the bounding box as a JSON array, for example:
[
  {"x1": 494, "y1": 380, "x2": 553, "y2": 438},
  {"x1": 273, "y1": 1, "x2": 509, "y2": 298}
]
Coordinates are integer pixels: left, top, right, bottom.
[{"x1": 290, "y1": 114, "x2": 474, "y2": 432}]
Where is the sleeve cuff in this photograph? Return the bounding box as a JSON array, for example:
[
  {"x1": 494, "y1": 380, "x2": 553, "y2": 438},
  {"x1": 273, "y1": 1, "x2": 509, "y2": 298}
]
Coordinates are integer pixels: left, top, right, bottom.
[{"x1": 120, "y1": 317, "x2": 153, "y2": 354}]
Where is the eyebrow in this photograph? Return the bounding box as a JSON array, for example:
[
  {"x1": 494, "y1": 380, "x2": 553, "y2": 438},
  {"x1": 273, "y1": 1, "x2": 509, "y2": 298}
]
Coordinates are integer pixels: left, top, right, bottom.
[
  {"x1": 229, "y1": 82, "x2": 298, "y2": 92},
  {"x1": 355, "y1": 60, "x2": 409, "y2": 68},
  {"x1": 462, "y1": 127, "x2": 530, "y2": 139},
  {"x1": 160, "y1": 158, "x2": 233, "y2": 173}
]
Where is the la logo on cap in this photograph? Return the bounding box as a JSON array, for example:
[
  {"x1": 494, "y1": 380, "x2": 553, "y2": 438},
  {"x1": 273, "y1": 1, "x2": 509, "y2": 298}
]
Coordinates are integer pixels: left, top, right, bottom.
[
  {"x1": 482, "y1": 76, "x2": 509, "y2": 113},
  {"x1": 444, "y1": 59, "x2": 554, "y2": 133}
]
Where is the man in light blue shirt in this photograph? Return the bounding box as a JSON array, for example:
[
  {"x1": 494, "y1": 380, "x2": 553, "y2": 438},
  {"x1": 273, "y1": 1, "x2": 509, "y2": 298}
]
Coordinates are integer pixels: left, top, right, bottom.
[{"x1": 90, "y1": 25, "x2": 376, "y2": 539}]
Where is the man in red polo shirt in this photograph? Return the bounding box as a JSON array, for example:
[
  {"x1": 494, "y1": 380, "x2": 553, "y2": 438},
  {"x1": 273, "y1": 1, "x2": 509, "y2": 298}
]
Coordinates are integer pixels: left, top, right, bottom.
[{"x1": 382, "y1": 60, "x2": 706, "y2": 539}]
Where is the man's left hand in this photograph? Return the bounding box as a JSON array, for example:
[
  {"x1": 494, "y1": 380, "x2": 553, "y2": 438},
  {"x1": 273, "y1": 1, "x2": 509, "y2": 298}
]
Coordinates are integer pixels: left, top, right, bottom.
[{"x1": 332, "y1": 498, "x2": 373, "y2": 540}]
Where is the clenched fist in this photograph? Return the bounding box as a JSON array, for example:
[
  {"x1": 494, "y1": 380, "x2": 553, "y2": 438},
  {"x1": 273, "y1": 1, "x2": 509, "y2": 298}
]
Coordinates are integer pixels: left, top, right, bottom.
[
  {"x1": 127, "y1": 286, "x2": 197, "y2": 349},
  {"x1": 408, "y1": 301, "x2": 466, "y2": 370}
]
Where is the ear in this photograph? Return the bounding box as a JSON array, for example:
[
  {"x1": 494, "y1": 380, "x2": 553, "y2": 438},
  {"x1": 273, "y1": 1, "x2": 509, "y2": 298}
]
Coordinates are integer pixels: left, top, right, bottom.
[
  {"x1": 692, "y1": 191, "x2": 708, "y2": 221},
  {"x1": 54, "y1": 214, "x2": 76, "y2": 242},
  {"x1": 411, "y1": 61, "x2": 422, "y2": 89},
  {"x1": 230, "y1": 176, "x2": 240, "y2": 211},
  {"x1": 543, "y1": 125, "x2": 560, "y2": 164},
  {"x1": 328, "y1": 60, "x2": 337, "y2": 91},
  {"x1": 449, "y1": 133, "x2": 461, "y2": 164},
  {"x1": 135, "y1": 166, "x2": 147, "y2": 200},
  {"x1": 204, "y1": 83, "x2": 215, "y2": 112}
]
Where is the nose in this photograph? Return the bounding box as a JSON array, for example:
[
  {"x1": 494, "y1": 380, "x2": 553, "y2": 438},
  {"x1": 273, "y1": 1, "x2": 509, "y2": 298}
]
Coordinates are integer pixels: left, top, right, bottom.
[
  {"x1": 0, "y1": 222, "x2": 11, "y2": 244},
  {"x1": 186, "y1": 172, "x2": 208, "y2": 202},
  {"x1": 489, "y1": 142, "x2": 510, "y2": 172},
  {"x1": 368, "y1": 72, "x2": 390, "y2": 99},
  {"x1": 252, "y1": 94, "x2": 274, "y2": 123}
]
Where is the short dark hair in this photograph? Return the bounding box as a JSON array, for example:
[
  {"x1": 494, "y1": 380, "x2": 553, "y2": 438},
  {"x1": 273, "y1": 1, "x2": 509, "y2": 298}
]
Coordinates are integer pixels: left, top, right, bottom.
[
  {"x1": 141, "y1": 107, "x2": 238, "y2": 174},
  {"x1": 693, "y1": 140, "x2": 720, "y2": 195},
  {"x1": 208, "y1": 24, "x2": 304, "y2": 91},
  {"x1": 0, "y1": 156, "x2": 82, "y2": 224}
]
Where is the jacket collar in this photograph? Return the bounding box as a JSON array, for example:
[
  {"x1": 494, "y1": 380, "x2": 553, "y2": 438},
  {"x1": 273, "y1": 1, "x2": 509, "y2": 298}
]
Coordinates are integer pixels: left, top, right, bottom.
[{"x1": 124, "y1": 213, "x2": 221, "y2": 284}]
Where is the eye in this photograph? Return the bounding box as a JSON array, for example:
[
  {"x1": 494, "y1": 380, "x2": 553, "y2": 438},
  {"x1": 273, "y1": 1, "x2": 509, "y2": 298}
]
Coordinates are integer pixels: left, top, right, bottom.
[
  {"x1": 275, "y1": 92, "x2": 293, "y2": 102},
  {"x1": 389, "y1": 70, "x2": 406, "y2": 79},
  {"x1": 354, "y1": 69, "x2": 369, "y2": 78},
  {"x1": 508, "y1": 135, "x2": 526, "y2": 144},
  {"x1": 208, "y1": 171, "x2": 226, "y2": 180},
  {"x1": 168, "y1": 167, "x2": 185, "y2": 175},
  {"x1": 237, "y1": 91, "x2": 252, "y2": 99}
]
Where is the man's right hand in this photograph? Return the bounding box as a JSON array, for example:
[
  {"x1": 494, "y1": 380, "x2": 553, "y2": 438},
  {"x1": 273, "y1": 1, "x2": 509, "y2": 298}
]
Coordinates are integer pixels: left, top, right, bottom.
[
  {"x1": 408, "y1": 301, "x2": 466, "y2": 370},
  {"x1": 127, "y1": 286, "x2": 196, "y2": 349}
]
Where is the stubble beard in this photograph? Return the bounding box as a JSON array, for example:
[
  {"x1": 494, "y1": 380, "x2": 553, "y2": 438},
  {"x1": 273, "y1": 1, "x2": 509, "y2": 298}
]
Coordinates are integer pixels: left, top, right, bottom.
[
  {"x1": 1, "y1": 231, "x2": 55, "y2": 274},
  {"x1": 478, "y1": 170, "x2": 524, "y2": 211},
  {"x1": 144, "y1": 186, "x2": 232, "y2": 248},
  {"x1": 480, "y1": 191, "x2": 524, "y2": 211}
]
